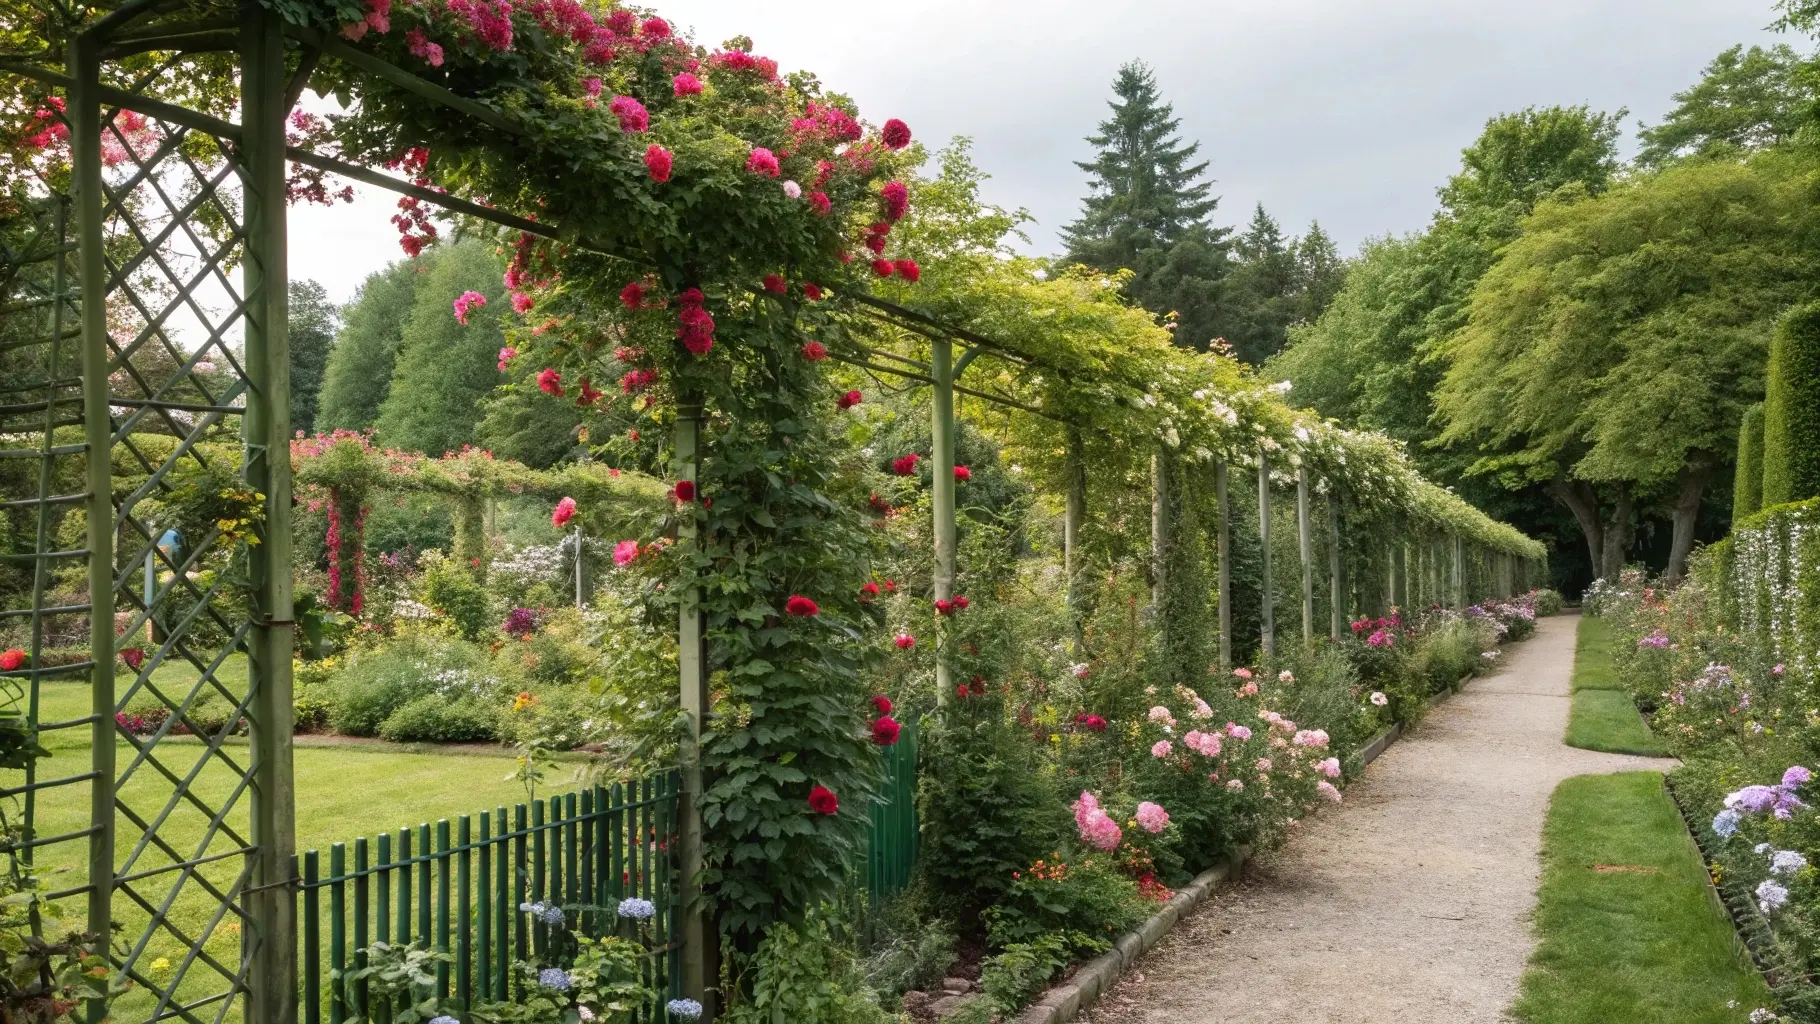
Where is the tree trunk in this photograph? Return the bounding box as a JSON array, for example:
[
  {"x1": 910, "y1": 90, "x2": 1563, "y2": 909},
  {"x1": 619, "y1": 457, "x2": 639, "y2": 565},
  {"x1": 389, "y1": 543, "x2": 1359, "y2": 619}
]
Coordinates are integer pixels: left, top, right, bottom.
[
  {"x1": 1666, "y1": 458, "x2": 1714, "y2": 582},
  {"x1": 1600, "y1": 482, "x2": 1633, "y2": 581},
  {"x1": 1544, "y1": 474, "x2": 1603, "y2": 576}
]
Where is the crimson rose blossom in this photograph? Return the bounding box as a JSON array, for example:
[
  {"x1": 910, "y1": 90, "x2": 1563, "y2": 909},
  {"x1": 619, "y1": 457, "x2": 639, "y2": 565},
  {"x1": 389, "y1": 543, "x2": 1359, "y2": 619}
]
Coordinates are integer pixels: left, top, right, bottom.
[
  {"x1": 608, "y1": 95, "x2": 649, "y2": 133},
  {"x1": 803, "y1": 282, "x2": 824, "y2": 301},
  {"x1": 619, "y1": 282, "x2": 645, "y2": 309},
  {"x1": 551, "y1": 496, "x2": 577, "y2": 528},
  {"x1": 808, "y1": 785, "x2": 839, "y2": 815},
  {"x1": 644, "y1": 144, "x2": 672, "y2": 182},
  {"x1": 836, "y1": 390, "x2": 862, "y2": 410},
  {"x1": 746, "y1": 147, "x2": 781, "y2": 177},
  {"x1": 537, "y1": 368, "x2": 563, "y2": 396},
  {"x1": 3, "y1": 647, "x2": 31, "y2": 671},
  {"x1": 894, "y1": 259, "x2": 920, "y2": 282},
  {"x1": 672, "y1": 71, "x2": 703, "y2": 96},
  {"x1": 894, "y1": 633, "x2": 915, "y2": 650},
  {"x1": 120, "y1": 648, "x2": 145, "y2": 671},
  {"x1": 673, "y1": 480, "x2": 696, "y2": 502},
  {"x1": 808, "y1": 191, "x2": 831, "y2": 216},
  {"x1": 953, "y1": 465, "x2": 970, "y2": 481},
  {"x1": 880, "y1": 180, "x2": 909, "y2": 221},
  {"x1": 801, "y1": 340, "x2": 827, "y2": 361},
  {"x1": 881, "y1": 118, "x2": 912, "y2": 150},
  {"x1": 784, "y1": 595, "x2": 820, "y2": 616},
  {"x1": 871, "y1": 694, "x2": 894, "y2": 716},
  {"x1": 871, "y1": 259, "x2": 894, "y2": 278},
  {"x1": 891, "y1": 453, "x2": 919, "y2": 475},
  {"x1": 763, "y1": 274, "x2": 788, "y2": 295},
  {"x1": 859, "y1": 582, "x2": 879, "y2": 601},
  {"x1": 640, "y1": 16, "x2": 669, "y2": 37},
  {"x1": 871, "y1": 716, "x2": 901, "y2": 745}
]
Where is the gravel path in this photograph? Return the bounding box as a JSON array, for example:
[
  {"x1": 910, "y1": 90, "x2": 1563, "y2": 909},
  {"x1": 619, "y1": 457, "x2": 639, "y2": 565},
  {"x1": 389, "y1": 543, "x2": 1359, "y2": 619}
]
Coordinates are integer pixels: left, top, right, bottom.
[{"x1": 1080, "y1": 612, "x2": 1676, "y2": 1024}]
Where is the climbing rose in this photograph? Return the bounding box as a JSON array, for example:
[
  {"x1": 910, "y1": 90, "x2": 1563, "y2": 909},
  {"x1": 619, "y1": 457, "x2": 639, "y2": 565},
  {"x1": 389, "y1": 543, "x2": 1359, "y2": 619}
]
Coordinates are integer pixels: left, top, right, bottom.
[
  {"x1": 406, "y1": 28, "x2": 444, "y2": 66},
  {"x1": 836, "y1": 390, "x2": 862, "y2": 410},
  {"x1": 746, "y1": 147, "x2": 780, "y2": 177},
  {"x1": 808, "y1": 191, "x2": 831, "y2": 216},
  {"x1": 871, "y1": 716, "x2": 901, "y2": 745},
  {"x1": 803, "y1": 282, "x2": 825, "y2": 301},
  {"x1": 672, "y1": 71, "x2": 703, "y2": 96},
  {"x1": 871, "y1": 259, "x2": 894, "y2": 278},
  {"x1": 452, "y1": 290, "x2": 486, "y2": 324},
  {"x1": 872, "y1": 694, "x2": 893, "y2": 715},
  {"x1": 893, "y1": 259, "x2": 920, "y2": 282},
  {"x1": 1074, "y1": 792, "x2": 1122, "y2": 851},
  {"x1": 644, "y1": 144, "x2": 672, "y2": 182},
  {"x1": 608, "y1": 95, "x2": 648, "y2": 132},
  {"x1": 953, "y1": 465, "x2": 970, "y2": 481},
  {"x1": 859, "y1": 582, "x2": 880, "y2": 601},
  {"x1": 511, "y1": 291, "x2": 533, "y2": 313},
  {"x1": 954, "y1": 595, "x2": 969, "y2": 609},
  {"x1": 120, "y1": 648, "x2": 145, "y2": 671},
  {"x1": 800, "y1": 340, "x2": 826, "y2": 360},
  {"x1": 1151, "y1": 740, "x2": 1172, "y2": 758},
  {"x1": 497, "y1": 346, "x2": 516, "y2": 371},
  {"x1": 880, "y1": 180, "x2": 909, "y2": 221},
  {"x1": 620, "y1": 282, "x2": 646, "y2": 309},
  {"x1": 784, "y1": 595, "x2": 819, "y2": 616},
  {"x1": 537, "y1": 368, "x2": 563, "y2": 396},
  {"x1": 0, "y1": 649, "x2": 24, "y2": 672},
  {"x1": 551, "y1": 496, "x2": 577, "y2": 528},
  {"x1": 1135, "y1": 802, "x2": 1169, "y2": 834},
  {"x1": 677, "y1": 296, "x2": 715, "y2": 355},
  {"x1": 881, "y1": 118, "x2": 912, "y2": 149},
  {"x1": 782, "y1": 180, "x2": 802, "y2": 199},
  {"x1": 894, "y1": 633, "x2": 915, "y2": 650},
  {"x1": 575, "y1": 378, "x2": 602, "y2": 406},
  {"x1": 891, "y1": 453, "x2": 920, "y2": 475},
  {"x1": 934, "y1": 599, "x2": 954, "y2": 616},
  {"x1": 765, "y1": 274, "x2": 788, "y2": 295},
  {"x1": 674, "y1": 480, "x2": 696, "y2": 502},
  {"x1": 807, "y1": 784, "x2": 838, "y2": 815},
  {"x1": 865, "y1": 233, "x2": 888, "y2": 255},
  {"x1": 613, "y1": 540, "x2": 639, "y2": 566}
]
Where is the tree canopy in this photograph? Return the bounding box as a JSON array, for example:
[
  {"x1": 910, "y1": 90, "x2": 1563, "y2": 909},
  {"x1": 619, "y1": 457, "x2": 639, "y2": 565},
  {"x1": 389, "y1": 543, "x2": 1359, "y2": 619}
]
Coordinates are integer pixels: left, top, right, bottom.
[
  {"x1": 288, "y1": 279, "x2": 338, "y2": 436},
  {"x1": 316, "y1": 255, "x2": 429, "y2": 432},
  {"x1": 374, "y1": 238, "x2": 509, "y2": 456},
  {"x1": 1637, "y1": 44, "x2": 1813, "y2": 167}
]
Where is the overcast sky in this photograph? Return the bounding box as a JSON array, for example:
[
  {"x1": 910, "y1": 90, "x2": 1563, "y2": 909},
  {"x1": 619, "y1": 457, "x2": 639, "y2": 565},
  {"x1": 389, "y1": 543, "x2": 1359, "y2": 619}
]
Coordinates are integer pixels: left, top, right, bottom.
[{"x1": 289, "y1": 0, "x2": 1791, "y2": 305}]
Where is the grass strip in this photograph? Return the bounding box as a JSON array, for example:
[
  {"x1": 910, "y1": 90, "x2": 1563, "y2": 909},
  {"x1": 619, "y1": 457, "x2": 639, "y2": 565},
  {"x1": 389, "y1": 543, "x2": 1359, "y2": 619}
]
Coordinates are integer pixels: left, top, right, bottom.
[
  {"x1": 1510, "y1": 772, "x2": 1771, "y2": 1023},
  {"x1": 1565, "y1": 614, "x2": 1668, "y2": 756}
]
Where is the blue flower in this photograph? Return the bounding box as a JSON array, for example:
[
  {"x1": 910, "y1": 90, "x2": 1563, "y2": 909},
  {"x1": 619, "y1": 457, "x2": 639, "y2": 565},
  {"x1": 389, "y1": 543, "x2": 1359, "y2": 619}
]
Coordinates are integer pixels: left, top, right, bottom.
[
  {"x1": 429, "y1": 1017, "x2": 459, "y2": 1024},
  {"x1": 665, "y1": 998, "x2": 704, "y2": 1020},
  {"x1": 538, "y1": 967, "x2": 571, "y2": 991},
  {"x1": 617, "y1": 897, "x2": 657, "y2": 920},
  {"x1": 1712, "y1": 809, "x2": 1741, "y2": 838}
]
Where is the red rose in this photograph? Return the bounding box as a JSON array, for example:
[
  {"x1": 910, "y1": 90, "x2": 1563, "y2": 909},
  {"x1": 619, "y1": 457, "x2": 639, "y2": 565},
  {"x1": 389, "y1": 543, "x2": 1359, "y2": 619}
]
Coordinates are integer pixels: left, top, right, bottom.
[
  {"x1": 881, "y1": 118, "x2": 912, "y2": 150},
  {"x1": 808, "y1": 191, "x2": 831, "y2": 216},
  {"x1": 955, "y1": 684, "x2": 970, "y2": 699},
  {"x1": 119, "y1": 648, "x2": 144, "y2": 671},
  {"x1": 954, "y1": 465, "x2": 970, "y2": 481},
  {"x1": 763, "y1": 274, "x2": 787, "y2": 295},
  {"x1": 871, "y1": 259, "x2": 894, "y2": 278},
  {"x1": 537, "y1": 368, "x2": 563, "y2": 396},
  {"x1": 673, "y1": 480, "x2": 696, "y2": 503},
  {"x1": 0, "y1": 649, "x2": 23, "y2": 672},
  {"x1": 836, "y1": 390, "x2": 863, "y2": 410},
  {"x1": 871, "y1": 694, "x2": 894, "y2": 715},
  {"x1": 803, "y1": 282, "x2": 825, "y2": 301},
  {"x1": 969, "y1": 675, "x2": 986, "y2": 695},
  {"x1": 784, "y1": 595, "x2": 820, "y2": 617},
  {"x1": 880, "y1": 180, "x2": 909, "y2": 221},
  {"x1": 644, "y1": 144, "x2": 673, "y2": 182},
  {"x1": 894, "y1": 259, "x2": 920, "y2": 282},
  {"x1": 808, "y1": 784, "x2": 839, "y2": 814},
  {"x1": 891, "y1": 453, "x2": 920, "y2": 476},
  {"x1": 871, "y1": 716, "x2": 901, "y2": 745},
  {"x1": 859, "y1": 582, "x2": 880, "y2": 602},
  {"x1": 620, "y1": 282, "x2": 645, "y2": 309},
  {"x1": 801, "y1": 340, "x2": 827, "y2": 361},
  {"x1": 935, "y1": 599, "x2": 954, "y2": 616}
]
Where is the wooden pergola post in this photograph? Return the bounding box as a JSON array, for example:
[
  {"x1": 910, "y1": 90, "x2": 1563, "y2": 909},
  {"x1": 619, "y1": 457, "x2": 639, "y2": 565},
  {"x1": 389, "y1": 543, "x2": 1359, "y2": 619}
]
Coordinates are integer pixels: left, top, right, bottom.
[
  {"x1": 1296, "y1": 465, "x2": 1315, "y2": 643},
  {"x1": 1258, "y1": 453, "x2": 1275, "y2": 661},
  {"x1": 1216, "y1": 460, "x2": 1232, "y2": 672}
]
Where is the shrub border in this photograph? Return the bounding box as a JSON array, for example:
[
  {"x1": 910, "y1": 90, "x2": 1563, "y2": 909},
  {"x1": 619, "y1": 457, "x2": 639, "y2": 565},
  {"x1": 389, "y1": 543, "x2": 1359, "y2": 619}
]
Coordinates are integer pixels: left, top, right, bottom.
[{"x1": 1009, "y1": 675, "x2": 1467, "y2": 1023}]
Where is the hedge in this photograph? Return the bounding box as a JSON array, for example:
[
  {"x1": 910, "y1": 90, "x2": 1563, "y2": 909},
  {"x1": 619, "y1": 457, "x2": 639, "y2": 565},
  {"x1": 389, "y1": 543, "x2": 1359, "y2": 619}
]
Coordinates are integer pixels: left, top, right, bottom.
[
  {"x1": 1734, "y1": 403, "x2": 1765, "y2": 526},
  {"x1": 1761, "y1": 303, "x2": 1820, "y2": 507}
]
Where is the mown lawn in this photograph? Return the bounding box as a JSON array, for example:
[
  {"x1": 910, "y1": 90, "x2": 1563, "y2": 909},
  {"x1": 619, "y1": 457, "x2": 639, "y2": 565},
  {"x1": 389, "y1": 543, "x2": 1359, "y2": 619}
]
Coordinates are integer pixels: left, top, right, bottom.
[
  {"x1": 1510, "y1": 772, "x2": 1771, "y2": 1023},
  {"x1": 26, "y1": 675, "x2": 558, "y2": 1023},
  {"x1": 1564, "y1": 615, "x2": 1668, "y2": 756}
]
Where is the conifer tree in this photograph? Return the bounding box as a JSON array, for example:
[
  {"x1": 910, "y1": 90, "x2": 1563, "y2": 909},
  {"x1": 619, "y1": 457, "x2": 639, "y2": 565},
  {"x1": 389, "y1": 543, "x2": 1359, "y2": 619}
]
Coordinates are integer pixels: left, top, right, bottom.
[
  {"x1": 288, "y1": 279, "x2": 338, "y2": 435},
  {"x1": 1062, "y1": 61, "x2": 1230, "y2": 350}
]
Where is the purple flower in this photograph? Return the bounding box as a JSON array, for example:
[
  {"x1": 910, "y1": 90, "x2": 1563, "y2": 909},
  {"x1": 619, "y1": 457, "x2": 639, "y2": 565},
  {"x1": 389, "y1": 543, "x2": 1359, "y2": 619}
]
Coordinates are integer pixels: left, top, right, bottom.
[
  {"x1": 1727, "y1": 786, "x2": 1782, "y2": 814},
  {"x1": 503, "y1": 607, "x2": 537, "y2": 638},
  {"x1": 1784, "y1": 765, "x2": 1812, "y2": 788}
]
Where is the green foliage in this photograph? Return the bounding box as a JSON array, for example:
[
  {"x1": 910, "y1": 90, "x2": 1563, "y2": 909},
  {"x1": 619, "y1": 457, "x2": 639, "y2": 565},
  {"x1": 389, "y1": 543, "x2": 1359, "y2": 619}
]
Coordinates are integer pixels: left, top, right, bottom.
[
  {"x1": 336, "y1": 941, "x2": 453, "y2": 1024},
  {"x1": 475, "y1": 376, "x2": 582, "y2": 469},
  {"x1": 1736, "y1": 403, "x2": 1767, "y2": 525},
  {"x1": 318, "y1": 256, "x2": 427, "y2": 431},
  {"x1": 419, "y1": 552, "x2": 493, "y2": 640},
  {"x1": 981, "y1": 856, "x2": 1147, "y2": 950},
  {"x1": 976, "y1": 931, "x2": 1107, "y2": 1014},
  {"x1": 721, "y1": 916, "x2": 897, "y2": 1024},
  {"x1": 859, "y1": 896, "x2": 956, "y2": 1005},
  {"x1": 1060, "y1": 60, "x2": 1231, "y2": 351},
  {"x1": 325, "y1": 629, "x2": 509, "y2": 737},
  {"x1": 1763, "y1": 302, "x2": 1820, "y2": 507},
  {"x1": 1533, "y1": 589, "x2": 1565, "y2": 616},
  {"x1": 375, "y1": 239, "x2": 509, "y2": 456},
  {"x1": 290, "y1": 278, "x2": 340, "y2": 435},
  {"x1": 1222, "y1": 205, "x2": 1348, "y2": 364},
  {"x1": 378, "y1": 693, "x2": 498, "y2": 743},
  {"x1": 1638, "y1": 43, "x2": 1813, "y2": 168}
]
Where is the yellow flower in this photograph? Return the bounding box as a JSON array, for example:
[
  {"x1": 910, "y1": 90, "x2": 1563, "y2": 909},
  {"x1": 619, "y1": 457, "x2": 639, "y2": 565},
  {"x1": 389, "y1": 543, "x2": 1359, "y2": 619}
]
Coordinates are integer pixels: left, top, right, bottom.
[{"x1": 151, "y1": 957, "x2": 170, "y2": 973}]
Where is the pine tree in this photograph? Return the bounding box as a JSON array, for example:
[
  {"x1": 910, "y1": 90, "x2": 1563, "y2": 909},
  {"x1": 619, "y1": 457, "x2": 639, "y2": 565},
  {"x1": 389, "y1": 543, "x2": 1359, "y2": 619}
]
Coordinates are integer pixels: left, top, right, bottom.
[
  {"x1": 1223, "y1": 204, "x2": 1296, "y2": 363},
  {"x1": 1062, "y1": 61, "x2": 1230, "y2": 350},
  {"x1": 288, "y1": 279, "x2": 338, "y2": 435},
  {"x1": 1291, "y1": 222, "x2": 1345, "y2": 320}
]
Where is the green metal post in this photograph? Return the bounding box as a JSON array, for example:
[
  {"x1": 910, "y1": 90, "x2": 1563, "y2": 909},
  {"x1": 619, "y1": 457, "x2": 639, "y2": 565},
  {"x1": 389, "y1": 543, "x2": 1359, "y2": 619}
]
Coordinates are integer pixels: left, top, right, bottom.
[
  {"x1": 1296, "y1": 465, "x2": 1314, "y2": 643},
  {"x1": 1215, "y1": 460, "x2": 1231, "y2": 672},
  {"x1": 931, "y1": 336, "x2": 955, "y2": 702},
  {"x1": 69, "y1": 34, "x2": 114, "y2": 1019},
  {"x1": 672, "y1": 402, "x2": 710, "y2": 1015},
  {"x1": 1328, "y1": 494, "x2": 1343, "y2": 639},
  {"x1": 1452, "y1": 536, "x2": 1465, "y2": 610},
  {"x1": 1258, "y1": 454, "x2": 1274, "y2": 661},
  {"x1": 1064, "y1": 426, "x2": 1085, "y2": 639},
  {"x1": 1151, "y1": 452, "x2": 1169, "y2": 608},
  {"x1": 242, "y1": 6, "x2": 299, "y2": 1020}
]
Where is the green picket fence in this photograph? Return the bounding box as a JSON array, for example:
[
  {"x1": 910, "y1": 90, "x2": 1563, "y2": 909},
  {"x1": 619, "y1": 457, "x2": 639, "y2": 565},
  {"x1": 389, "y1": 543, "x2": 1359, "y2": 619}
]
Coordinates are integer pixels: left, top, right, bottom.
[
  {"x1": 861, "y1": 717, "x2": 919, "y2": 911},
  {"x1": 295, "y1": 772, "x2": 682, "y2": 1024}
]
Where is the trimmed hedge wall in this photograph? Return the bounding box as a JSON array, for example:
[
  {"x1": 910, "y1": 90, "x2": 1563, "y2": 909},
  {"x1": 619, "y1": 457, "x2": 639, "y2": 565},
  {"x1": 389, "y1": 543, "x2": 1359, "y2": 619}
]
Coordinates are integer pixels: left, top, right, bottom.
[
  {"x1": 1702, "y1": 497, "x2": 1820, "y2": 680},
  {"x1": 1762, "y1": 302, "x2": 1820, "y2": 507},
  {"x1": 1733, "y1": 403, "x2": 1765, "y2": 526}
]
